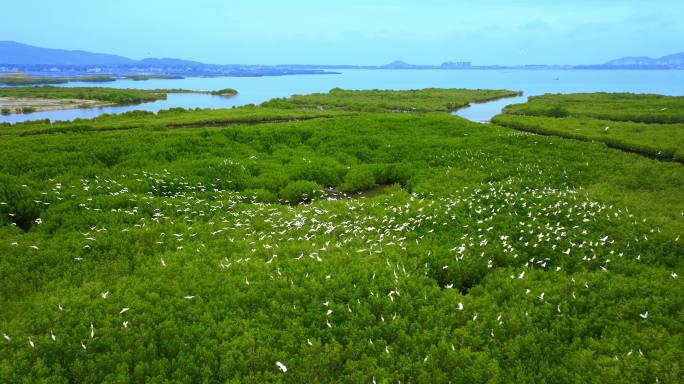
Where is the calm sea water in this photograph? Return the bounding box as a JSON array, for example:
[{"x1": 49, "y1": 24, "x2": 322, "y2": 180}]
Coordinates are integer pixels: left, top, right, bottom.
[{"x1": 2, "y1": 69, "x2": 683, "y2": 123}]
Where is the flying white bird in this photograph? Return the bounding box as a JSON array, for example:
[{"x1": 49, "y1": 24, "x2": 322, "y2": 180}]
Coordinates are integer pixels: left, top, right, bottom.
[
  {"x1": 275, "y1": 361, "x2": 287, "y2": 372},
  {"x1": 639, "y1": 311, "x2": 648, "y2": 319},
  {"x1": 100, "y1": 291, "x2": 110, "y2": 299}
]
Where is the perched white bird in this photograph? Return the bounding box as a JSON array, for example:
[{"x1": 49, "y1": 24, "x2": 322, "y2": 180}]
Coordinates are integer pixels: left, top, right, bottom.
[
  {"x1": 3, "y1": 333, "x2": 10, "y2": 342},
  {"x1": 275, "y1": 361, "x2": 287, "y2": 372},
  {"x1": 81, "y1": 341, "x2": 87, "y2": 350},
  {"x1": 28, "y1": 337, "x2": 35, "y2": 348},
  {"x1": 457, "y1": 302, "x2": 463, "y2": 311},
  {"x1": 90, "y1": 323, "x2": 95, "y2": 338},
  {"x1": 51, "y1": 331, "x2": 56, "y2": 342},
  {"x1": 184, "y1": 296, "x2": 195, "y2": 300},
  {"x1": 120, "y1": 307, "x2": 130, "y2": 314}
]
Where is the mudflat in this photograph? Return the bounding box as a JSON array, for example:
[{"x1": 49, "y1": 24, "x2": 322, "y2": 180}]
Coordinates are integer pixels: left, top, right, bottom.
[{"x1": 0, "y1": 97, "x2": 109, "y2": 114}]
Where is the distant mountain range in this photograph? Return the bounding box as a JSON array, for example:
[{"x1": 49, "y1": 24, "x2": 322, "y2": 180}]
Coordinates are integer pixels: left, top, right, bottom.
[
  {"x1": 603, "y1": 53, "x2": 684, "y2": 67},
  {"x1": 0, "y1": 41, "x2": 136, "y2": 66},
  {"x1": 0, "y1": 41, "x2": 337, "y2": 77},
  {"x1": 0, "y1": 41, "x2": 682, "y2": 72},
  {"x1": 0, "y1": 41, "x2": 214, "y2": 67}
]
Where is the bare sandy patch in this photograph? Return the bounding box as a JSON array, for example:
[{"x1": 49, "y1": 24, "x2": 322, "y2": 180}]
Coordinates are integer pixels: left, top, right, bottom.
[{"x1": 0, "y1": 97, "x2": 111, "y2": 114}]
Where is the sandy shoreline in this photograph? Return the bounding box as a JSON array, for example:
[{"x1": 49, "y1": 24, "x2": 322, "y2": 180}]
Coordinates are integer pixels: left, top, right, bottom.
[{"x1": 0, "y1": 97, "x2": 111, "y2": 114}]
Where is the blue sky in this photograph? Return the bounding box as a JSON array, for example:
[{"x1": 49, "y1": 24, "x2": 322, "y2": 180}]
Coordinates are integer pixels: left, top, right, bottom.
[{"x1": 2, "y1": 0, "x2": 682, "y2": 65}]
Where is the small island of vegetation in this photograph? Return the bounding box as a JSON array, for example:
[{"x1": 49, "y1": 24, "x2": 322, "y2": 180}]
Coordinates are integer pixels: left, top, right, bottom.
[
  {"x1": 0, "y1": 74, "x2": 117, "y2": 86},
  {"x1": 0, "y1": 86, "x2": 238, "y2": 115}
]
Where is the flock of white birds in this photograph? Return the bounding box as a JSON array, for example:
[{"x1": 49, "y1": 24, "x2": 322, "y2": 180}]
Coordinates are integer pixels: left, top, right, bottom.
[{"x1": 2, "y1": 167, "x2": 679, "y2": 375}]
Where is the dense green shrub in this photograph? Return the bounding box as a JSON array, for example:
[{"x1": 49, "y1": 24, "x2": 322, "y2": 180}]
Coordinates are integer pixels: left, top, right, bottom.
[
  {"x1": 340, "y1": 165, "x2": 376, "y2": 192},
  {"x1": 546, "y1": 105, "x2": 569, "y2": 117},
  {"x1": 279, "y1": 180, "x2": 323, "y2": 203}
]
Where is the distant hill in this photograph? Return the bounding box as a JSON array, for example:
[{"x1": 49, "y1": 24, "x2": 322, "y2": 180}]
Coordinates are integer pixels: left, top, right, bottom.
[
  {"x1": 0, "y1": 41, "x2": 136, "y2": 65},
  {"x1": 0, "y1": 41, "x2": 209, "y2": 67},
  {"x1": 604, "y1": 52, "x2": 684, "y2": 67},
  {"x1": 138, "y1": 58, "x2": 206, "y2": 67},
  {"x1": 382, "y1": 60, "x2": 412, "y2": 69},
  {"x1": 0, "y1": 41, "x2": 339, "y2": 78}
]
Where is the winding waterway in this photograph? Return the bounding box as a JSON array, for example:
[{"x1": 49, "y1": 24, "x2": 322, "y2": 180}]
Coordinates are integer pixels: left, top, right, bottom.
[{"x1": 2, "y1": 69, "x2": 683, "y2": 123}]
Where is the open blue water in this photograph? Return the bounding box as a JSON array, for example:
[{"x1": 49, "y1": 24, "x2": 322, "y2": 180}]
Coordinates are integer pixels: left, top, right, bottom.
[{"x1": 2, "y1": 69, "x2": 683, "y2": 123}]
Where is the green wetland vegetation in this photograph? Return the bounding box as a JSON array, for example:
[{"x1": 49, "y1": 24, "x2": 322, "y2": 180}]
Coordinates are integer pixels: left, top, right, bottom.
[
  {"x1": 0, "y1": 74, "x2": 186, "y2": 86},
  {"x1": 262, "y1": 88, "x2": 521, "y2": 112},
  {"x1": 0, "y1": 88, "x2": 682, "y2": 383},
  {"x1": 124, "y1": 75, "x2": 185, "y2": 81},
  {"x1": 493, "y1": 93, "x2": 684, "y2": 161},
  {"x1": 0, "y1": 86, "x2": 171, "y2": 106},
  {"x1": 0, "y1": 75, "x2": 117, "y2": 86},
  {"x1": 0, "y1": 86, "x2": 237, "y2": 116}
]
